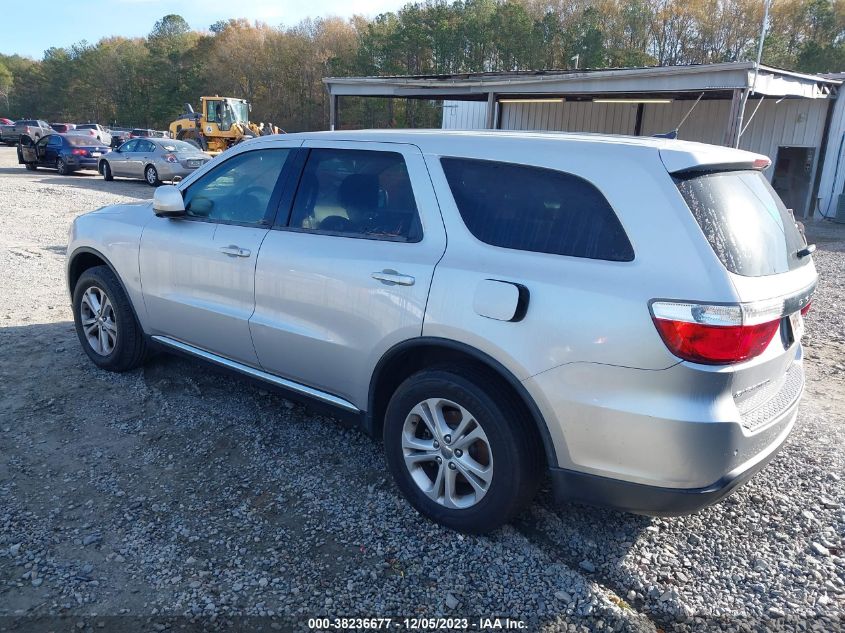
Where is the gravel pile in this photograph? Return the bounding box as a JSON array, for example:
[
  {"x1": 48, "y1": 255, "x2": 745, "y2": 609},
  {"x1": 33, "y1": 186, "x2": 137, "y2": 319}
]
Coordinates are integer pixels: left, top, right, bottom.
[{"x1": 0, "y1": 147, "x2": 842, "y2": 631}]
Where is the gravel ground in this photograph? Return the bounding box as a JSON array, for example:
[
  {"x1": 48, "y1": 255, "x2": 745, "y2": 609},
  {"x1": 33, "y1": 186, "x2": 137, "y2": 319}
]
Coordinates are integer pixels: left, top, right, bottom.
[{"x1": 0, "y1": 145, "x2": 843, "y2": 632}]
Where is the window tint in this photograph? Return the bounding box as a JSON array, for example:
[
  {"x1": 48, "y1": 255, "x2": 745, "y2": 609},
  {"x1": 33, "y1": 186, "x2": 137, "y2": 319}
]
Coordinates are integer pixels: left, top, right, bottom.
[
  {"x1": 138, "y1": 140, "x2": 155, "y2": 153},
  {"x1": 66, "y1": 135, "x2": 94, "y2": 147},
  {"x1": 120, "y1": 140, "x2": 138, "y2": 152},
  {"x1": 676, "y1": 170, "x2": 809, "y2": 277},
  {"x1": 183, "y1": 149, "x2": 290, "y2": 225},
  {"x1": 48, "y1": 135, "x2": 62, "y2": 147},
  {"x1": 289, "y1": 149, "x2": 422, "y2": 242},
  {"x1": 441, "y1": 158, "x2": 634, "y2": 261}
]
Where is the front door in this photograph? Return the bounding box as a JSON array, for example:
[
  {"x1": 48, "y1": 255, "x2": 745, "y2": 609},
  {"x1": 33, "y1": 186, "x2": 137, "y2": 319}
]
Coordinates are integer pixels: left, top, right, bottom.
[
  {"x1": 250, "y1": 141, "x2": 447, "y2": 408},
  {"x1": 139, "y1": 143, "x2": 299, "y2": 366},
  {"x1": 110, "y1": 139, "x2": 137, "y2": 177}
]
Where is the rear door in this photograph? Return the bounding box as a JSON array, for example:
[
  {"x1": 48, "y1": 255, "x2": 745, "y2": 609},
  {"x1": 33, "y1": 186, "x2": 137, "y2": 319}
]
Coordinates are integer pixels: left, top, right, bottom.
[
  {"x1": 139, "y1": 142, "x2": 300, "y2": 365},
  {"x1": 250, "y1": 141, "x2": 447, "y2": 408}
]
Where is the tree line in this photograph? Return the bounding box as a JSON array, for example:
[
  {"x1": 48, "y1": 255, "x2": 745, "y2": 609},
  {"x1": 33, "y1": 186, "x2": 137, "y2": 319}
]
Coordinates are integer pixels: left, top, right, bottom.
[{"x1": 0, "y1": 0, "x2": 843, "y2": 132}]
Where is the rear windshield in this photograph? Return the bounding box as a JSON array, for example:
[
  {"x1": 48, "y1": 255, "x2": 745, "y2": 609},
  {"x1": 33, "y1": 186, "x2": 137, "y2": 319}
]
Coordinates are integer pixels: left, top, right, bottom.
[
  {"x1": 676, "y1": 170, "x2": 808, "y2": 277},
  {"x1": 158, "y1": 140, "x2": 200, "y2": 153},
  {"x1": 65, "y1": 135, "x2": 101, "y2": 146}
]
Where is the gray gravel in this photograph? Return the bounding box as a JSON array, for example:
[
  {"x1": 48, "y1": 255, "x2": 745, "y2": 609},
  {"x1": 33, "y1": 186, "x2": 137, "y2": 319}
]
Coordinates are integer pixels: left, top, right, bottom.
[{"x1": 0, "y1": 146, "x2": 843, "y2": 631}]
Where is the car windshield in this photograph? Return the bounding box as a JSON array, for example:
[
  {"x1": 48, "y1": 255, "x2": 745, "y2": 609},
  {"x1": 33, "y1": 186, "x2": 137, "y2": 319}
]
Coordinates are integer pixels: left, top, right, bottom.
[
  {"x1": 676, "y1": 169, "x2": 809, "y2": 277},
  {"x1": 158, "y1": 140, "x2": 201, "y2": 153}
]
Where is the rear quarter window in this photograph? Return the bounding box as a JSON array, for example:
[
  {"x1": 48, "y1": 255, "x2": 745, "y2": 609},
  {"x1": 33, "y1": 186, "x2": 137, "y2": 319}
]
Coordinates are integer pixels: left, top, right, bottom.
[
  {"x1": 440, "y1": 157, "x2": 634, "y2": 262},
  {"x1": 675, "y1": 170, "x2": 808, "y2": 277}
]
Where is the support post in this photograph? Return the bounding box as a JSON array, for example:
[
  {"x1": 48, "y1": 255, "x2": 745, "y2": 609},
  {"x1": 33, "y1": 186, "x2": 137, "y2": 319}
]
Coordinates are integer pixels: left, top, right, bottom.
[
  {"x1": 725, "y1": 88, "x2": 747, "y2": 148},
  {"x1": 329, "y1": 93, "x2": 338, "y2": 131},
  {"x1": 485, "y1": 92, "x2": 497, "y2": 129},
  {"x1": 634, "y1": 103, "x2": 644, "y2": 136}
]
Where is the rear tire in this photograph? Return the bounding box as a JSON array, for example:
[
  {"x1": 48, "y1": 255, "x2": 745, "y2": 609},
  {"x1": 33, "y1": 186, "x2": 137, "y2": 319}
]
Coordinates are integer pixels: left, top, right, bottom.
[
  {"x1": 25, "y1": 162, "x2": 37, "y2": 171},
  {"x1": 101, "y1": 161, "x2": 113, "y2": 181},
  {"x1": 56, "y1": 158, "x2": 68, "y2": 176},
  {"x1": 383, "y1": 368, "x2": 542, "y2": 533},
  {"x1": 144, "y1": 165, "x2": 160, "y2": 186},
  {"x1": 72, "y1": 265, "x2": 147, "y2": 372}
]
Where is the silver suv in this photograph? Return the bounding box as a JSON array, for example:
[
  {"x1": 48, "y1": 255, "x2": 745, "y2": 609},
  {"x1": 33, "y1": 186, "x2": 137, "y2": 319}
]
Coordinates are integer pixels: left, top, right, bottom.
[{"x1": 67, "y1": 130, "x2": 816, "y2": 533}]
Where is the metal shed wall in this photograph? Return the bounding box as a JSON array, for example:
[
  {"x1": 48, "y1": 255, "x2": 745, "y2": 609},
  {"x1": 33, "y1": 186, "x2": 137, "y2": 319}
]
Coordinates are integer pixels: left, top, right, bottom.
[
  {"x1": 441, "y1": 100, "x2": 488, "y2": 129},
  {"x1": 442, "y1": 96, "x2": 829, "y2": 180}
]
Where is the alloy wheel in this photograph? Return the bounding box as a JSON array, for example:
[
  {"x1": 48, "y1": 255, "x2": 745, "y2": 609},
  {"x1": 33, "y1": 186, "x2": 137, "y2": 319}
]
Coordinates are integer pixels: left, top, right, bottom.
[
  {"x1": 145, "y1": 166, "x2": 157, "y2": 185},
  {"x1": 79, "y1": 286, "x2": 117, "y2": 356},
  {"x1": 402, "y1": 398, "x2": 493, "y2": 509}
]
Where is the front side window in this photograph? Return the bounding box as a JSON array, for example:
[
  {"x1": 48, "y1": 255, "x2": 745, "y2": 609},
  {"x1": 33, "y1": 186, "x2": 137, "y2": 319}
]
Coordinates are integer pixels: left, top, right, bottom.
[
  {"x1": 441, "y1": 158, "x2": 634, "y2": 262},
  {"x1": 48, "y1": 135, "x2": 62, "y2": 147},
  {"x1": 288, "y1": 149, "x2": 422, "y2": 242},
  {"x1": 183, "y1": 149, "x2": 290, "y2": 225}
]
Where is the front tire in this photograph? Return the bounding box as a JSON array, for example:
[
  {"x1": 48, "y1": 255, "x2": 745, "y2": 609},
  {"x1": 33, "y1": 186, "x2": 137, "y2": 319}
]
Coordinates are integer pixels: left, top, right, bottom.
[
  {"x1": 72, "y1": 266, "x2": 147, "y2": 372},
  {"x1": 101, "y1": 161, "x2": 113, "y2": 181},
  {"x1": 383, "y1": 369, "x2": 542, "y2": 533},
  {"x1": 144, "y1": 164, "x2": 160, "y2": 186},
  {"x1": 25, "y1": 162, "x2": 37, "y2": 171},
  {"x1": 56, "y1": 158, "x2": 68, "y2": 175}
]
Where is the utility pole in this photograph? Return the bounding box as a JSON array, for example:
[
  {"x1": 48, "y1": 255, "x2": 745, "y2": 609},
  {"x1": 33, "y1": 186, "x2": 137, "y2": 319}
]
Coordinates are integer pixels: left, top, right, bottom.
[{"x1": 735, "y1": 0, "x2": 771, "y2": 147}]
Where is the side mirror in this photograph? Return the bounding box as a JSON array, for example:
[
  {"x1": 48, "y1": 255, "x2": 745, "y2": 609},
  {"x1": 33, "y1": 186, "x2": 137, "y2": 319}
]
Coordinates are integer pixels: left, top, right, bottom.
[{"x1": 153, "y1": 185, "x2": 186, "y2": 218}]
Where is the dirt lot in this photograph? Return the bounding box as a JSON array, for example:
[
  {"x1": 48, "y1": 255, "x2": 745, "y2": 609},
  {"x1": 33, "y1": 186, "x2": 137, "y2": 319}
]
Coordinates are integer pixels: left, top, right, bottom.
[{"x1": 0, "y1": 145, "x2": 843, "y2": 632}]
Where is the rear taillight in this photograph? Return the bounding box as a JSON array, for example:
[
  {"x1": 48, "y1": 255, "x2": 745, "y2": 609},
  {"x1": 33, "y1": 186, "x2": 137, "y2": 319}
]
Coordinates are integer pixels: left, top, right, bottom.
[
  {"x1": 651, "y1": 300, "x2": 782, "y2": 365},
  {"x1": 800, "y1": 301, "x2": 812, "y2": 316},
  {"x1": 71, "y1": 148, "x2": 88, "y2": 156},
  {"x1": 163, "y1": 153, "x2": 178, "y2": 163}
]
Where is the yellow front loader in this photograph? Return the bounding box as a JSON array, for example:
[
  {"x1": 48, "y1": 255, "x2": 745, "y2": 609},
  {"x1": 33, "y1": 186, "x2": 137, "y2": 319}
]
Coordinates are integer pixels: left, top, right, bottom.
[{"x1": 169, "y1": 96, "x2": 280, "y2": 154}]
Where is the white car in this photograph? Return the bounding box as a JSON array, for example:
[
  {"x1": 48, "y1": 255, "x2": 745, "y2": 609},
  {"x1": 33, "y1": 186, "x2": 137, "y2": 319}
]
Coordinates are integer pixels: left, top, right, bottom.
[
  {"x1": 73, "y1": 123, "x2": 112, "y2": 147},
  {"x1": 66, "y1": 130, "x2": 816, "y2": 532}
]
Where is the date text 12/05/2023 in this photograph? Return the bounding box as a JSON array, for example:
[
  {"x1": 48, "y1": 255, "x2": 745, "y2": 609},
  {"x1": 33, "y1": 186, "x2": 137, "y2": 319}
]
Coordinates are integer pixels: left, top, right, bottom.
[{"x1": 307, "y1": 617, "x2": 528, "y2": 630}]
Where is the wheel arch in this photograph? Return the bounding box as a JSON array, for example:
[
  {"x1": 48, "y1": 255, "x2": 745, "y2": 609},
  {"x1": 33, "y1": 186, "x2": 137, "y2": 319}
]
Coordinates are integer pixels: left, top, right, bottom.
[
  {"x1": 67, "y1": 246, "x2": 144, "y2": 332},
  {"x1": 367, "y1": 337, "x2": 557, "y2": 468}
]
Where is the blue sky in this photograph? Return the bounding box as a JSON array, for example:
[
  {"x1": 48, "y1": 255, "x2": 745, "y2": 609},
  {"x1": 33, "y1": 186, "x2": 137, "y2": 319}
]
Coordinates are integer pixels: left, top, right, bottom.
[{"x1": 1, "y1": 0, "x2": 406, "y2": 59}]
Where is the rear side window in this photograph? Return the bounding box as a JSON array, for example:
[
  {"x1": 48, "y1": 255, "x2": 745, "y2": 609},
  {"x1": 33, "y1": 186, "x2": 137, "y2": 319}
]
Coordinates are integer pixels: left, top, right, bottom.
[
  {"x1": 676, "y1": 170, "x2": 808, "y2": 277},
  {"x1": 440, "y1": 158, "x2": 634, "y2": 262}
]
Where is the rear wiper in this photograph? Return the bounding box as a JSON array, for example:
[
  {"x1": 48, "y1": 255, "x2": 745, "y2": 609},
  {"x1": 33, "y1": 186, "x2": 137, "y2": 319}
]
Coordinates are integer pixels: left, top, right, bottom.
[{"x1": 797, "y1": 244, "x2": 816, "y2": 258}]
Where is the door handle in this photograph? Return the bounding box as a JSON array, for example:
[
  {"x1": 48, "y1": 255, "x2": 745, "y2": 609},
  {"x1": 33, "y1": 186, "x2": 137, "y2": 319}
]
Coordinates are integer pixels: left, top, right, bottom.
[
  {"x1": 371, "y1": 270, "x2": 415, "y2": 286},
  {"x1": 219, "y1": 245, "x2": 251, "y2": 258}
]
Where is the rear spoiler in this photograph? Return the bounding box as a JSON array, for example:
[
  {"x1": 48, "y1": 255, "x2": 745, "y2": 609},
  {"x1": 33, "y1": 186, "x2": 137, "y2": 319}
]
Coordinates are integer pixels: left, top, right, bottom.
[{"x1": 660, "y1": 145, "x2": 771, "y2": 175}]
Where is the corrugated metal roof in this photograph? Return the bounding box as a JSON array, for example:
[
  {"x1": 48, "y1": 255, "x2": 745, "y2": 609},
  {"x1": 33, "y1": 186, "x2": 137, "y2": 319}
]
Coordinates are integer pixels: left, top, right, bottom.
[{"x1": 325, "y1": 62, "x2": 840, "y2": 100}]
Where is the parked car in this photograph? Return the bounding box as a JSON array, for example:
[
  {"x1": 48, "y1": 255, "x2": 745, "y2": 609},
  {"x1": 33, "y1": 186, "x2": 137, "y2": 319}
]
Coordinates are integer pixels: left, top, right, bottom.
[
  {"x1": 18, "y1": 133, "x2": 110, "y2": 175},
  {"x1": 129, "y1": 128, "x2": 156, "y2": 139},
  {"x1": 2, "y1": 119, "x2": 52, "y2": 145},
  {"x1": 0, "y1": 117, "x2": 13, "y2": 125},
  {"x1": 99, "y1": 138, "x2": 212, "y2": 185},
  {"x1": 109, "y1": 127, "x2": 132, "y2": 148},
  {"x1": 51, "y1": 122, "x2": 76, "y2": 133},
  {"x1": 66, "y1": 130, "x2": 816, "y2": 533},
  {"x1": 74, "y1": 123, "x2": 112, "y2": 146},
  {"x1": 0, "y1": 122, "x2": 12, "y2": 144}
]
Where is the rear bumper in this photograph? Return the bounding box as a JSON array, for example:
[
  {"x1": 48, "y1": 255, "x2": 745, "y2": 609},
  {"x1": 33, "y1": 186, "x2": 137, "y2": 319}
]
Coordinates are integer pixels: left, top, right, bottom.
[
  {"x1": 156, "y1": 164, "x2": 201, "y2": 180},
  {"x1": 548, "y1": 399, "x2": 796, "y2": 515},
  {"x1": 65, "y1": 156, "x2": 101, "y2": 170}
]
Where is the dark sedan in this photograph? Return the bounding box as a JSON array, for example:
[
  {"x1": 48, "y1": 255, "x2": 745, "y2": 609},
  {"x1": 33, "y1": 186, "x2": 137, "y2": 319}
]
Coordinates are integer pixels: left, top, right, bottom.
[{"x1": 18, "y1": 133, "x2": 111, "y2": 175}]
